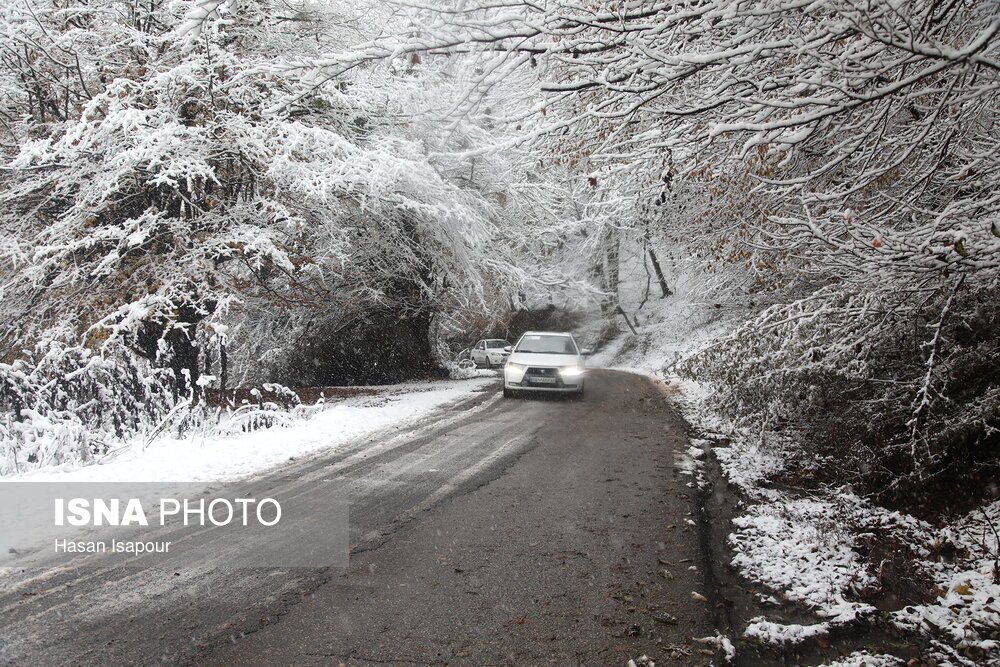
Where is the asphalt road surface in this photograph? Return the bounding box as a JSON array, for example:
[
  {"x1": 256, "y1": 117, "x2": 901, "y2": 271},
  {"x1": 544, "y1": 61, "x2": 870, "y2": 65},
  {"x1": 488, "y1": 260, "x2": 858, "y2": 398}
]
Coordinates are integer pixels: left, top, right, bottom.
[{"x1": 0, "y1": 370, "x2": 716, "y2": 666}]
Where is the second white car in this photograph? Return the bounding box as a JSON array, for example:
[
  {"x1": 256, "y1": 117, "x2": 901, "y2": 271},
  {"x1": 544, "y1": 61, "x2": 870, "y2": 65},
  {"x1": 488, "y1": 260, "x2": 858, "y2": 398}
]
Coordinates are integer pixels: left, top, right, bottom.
[{"x1": 471, "y1": 339, "x2": 512, "y2": 368}]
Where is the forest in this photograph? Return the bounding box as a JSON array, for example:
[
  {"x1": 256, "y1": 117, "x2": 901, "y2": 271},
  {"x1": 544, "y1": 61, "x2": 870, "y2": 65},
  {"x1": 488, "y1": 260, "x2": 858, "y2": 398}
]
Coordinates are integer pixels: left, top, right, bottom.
[{"x1": 1, "y1": 0, "x2": 997, "y2": 524}]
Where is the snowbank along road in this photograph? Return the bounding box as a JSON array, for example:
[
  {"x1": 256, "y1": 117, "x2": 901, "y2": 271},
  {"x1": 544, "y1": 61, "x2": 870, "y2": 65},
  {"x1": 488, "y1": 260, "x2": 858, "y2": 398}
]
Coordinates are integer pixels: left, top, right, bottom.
[{"x1": 0, "y1": 370, "x2": 715, "y2": 665}]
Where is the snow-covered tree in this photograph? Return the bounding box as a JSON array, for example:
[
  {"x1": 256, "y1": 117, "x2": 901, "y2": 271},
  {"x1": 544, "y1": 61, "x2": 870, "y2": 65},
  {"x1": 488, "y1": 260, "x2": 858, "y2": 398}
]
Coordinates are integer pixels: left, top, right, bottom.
[
  {"x1": 0, "y1": 0, "x2": 583, "y2": 471},
  {"x1": 301, "y1": 0, "x2": 1000, "y2": 493}
]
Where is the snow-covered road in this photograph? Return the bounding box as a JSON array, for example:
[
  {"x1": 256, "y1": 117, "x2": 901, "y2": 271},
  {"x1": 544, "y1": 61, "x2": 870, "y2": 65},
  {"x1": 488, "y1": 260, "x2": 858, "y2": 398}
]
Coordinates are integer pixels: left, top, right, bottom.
[{"x1": 0, "y1": 371, "x2": 715, "y2": 666}]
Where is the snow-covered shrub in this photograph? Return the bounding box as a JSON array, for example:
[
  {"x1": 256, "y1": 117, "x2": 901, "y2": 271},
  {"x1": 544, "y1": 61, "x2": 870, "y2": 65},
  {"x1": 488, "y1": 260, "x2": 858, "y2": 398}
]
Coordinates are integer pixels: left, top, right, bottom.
[
  {"x1": 682, "y1": 281, "x2": 1000, "y2": 504},
  {"x1": 0, "y1": 328, "x2": 174, "y2": 475},
  {"x1": 210, "y1": 397, "x2": 321, "y2": 437}
]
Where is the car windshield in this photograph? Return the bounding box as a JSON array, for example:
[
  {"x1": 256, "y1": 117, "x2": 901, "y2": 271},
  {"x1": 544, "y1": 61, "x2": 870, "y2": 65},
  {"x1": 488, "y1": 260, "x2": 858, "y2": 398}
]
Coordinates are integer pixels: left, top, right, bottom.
[
  {"x1": 515, "y1": 335, "x2": 577, "y2": 355},
  {"x1": 487, "y1": 340, "x2": 510, "y2": 349}
]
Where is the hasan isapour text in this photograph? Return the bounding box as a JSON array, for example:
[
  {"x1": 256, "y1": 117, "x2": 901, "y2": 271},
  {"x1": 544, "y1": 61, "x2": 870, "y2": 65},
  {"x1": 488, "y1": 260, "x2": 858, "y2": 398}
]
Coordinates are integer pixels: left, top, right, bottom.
[{"x1": 54, "y1": 538, "x2": 171, "y2": 554}]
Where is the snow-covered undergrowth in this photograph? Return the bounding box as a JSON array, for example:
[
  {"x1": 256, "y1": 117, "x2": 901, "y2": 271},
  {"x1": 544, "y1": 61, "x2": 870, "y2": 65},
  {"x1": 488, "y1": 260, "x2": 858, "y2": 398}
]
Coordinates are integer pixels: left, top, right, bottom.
[
  {"x1": 732, "y1": 497, "x2": 878, "y2": 627},
  {"x1": 819, "y1": 652, "x2": 904, "y2": 667},
  {"x1": 7, "y1": 377, "x2": 493, "y2": 483},
  {"x1": 593, "y1": 268, "x2": 1000, "y2": 664},
  {"x1": 721, "y1": 455, "x2": 1000, "y2": 663},
  {"x1": 0, "y1": 331, "x2": 176, "y2": 477},
  {"x1": 699, "y1": 395, "x2": 1000, "y2": 662},
  {"x1": 891, "y1": 500, "x2": 1000, "y2": 664},
  {"x1": 709, "y1": 412, "x2": 1000, "y2": 662},
  {"x1": 0, "y1": 309, "x2": 495, "y2": 484}
]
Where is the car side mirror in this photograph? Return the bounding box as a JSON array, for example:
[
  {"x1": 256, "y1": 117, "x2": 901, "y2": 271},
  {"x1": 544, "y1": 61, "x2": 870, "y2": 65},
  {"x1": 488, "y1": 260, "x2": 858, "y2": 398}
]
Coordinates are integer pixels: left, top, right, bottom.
[
  {"x1": 503, "y1": 346, "x2": 512, "y2": 353},
  {"x1": 581, "y1": 348, "x2": 592, "y2": 355}
]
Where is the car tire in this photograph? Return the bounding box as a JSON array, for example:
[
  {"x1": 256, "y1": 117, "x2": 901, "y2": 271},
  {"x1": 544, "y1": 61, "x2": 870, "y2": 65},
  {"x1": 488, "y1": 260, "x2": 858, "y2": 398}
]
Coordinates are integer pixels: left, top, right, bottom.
[
  {"x1": 502, "y1": 386, "x2": 513, "y2": 398},
  {"x1": 485, "y1": 358, "x2": 493, "y2": 369}
]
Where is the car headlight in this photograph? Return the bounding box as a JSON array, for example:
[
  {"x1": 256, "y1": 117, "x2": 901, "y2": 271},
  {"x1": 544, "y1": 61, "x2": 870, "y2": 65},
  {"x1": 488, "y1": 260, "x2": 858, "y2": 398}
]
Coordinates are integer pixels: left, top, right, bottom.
[
  {"x1": 559, "y1": 365, "x2": 584, "y2": 377},
  {"x1": 506, "y1": 362, "x2": 526, "y2": 372}
]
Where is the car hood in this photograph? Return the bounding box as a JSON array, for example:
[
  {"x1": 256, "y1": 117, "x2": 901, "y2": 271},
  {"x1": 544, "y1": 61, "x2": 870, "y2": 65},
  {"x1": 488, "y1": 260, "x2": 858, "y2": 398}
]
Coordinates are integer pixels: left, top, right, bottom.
[{"x1": 507, "y1": 352, "x2": 580, "y2": 368}]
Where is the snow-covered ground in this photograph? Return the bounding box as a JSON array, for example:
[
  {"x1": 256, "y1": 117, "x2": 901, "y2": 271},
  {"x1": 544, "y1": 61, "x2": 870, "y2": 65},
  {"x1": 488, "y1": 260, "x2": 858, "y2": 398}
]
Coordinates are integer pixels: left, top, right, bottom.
[
  {"x1": 590, "y1": 263, "x2": 1000, "y2": 665},
  {"x1": 6, "y1": 377, "x2": 494, "y2": 484},
  {"x1": 890, "y1": 500, "x2": 1000, "y2": 664},
  {"x1": 0, "y1": 376, "x2": 497, "y2": 571}
]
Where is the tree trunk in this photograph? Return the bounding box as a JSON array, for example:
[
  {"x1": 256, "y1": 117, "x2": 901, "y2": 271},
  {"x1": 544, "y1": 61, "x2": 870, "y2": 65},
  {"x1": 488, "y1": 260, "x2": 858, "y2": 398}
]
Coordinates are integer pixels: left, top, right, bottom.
[
  {"x1": 647, "y1": 247, "x2": 672, "y2": 297},
  {"x1": 220, "y1": 338, "x2": 228, "y2": 392},
  {"x1": 606, "y1": 230, "x2": 620, "y2": 297},
  {"x1": 164, "y1": 304, "x2": 201, "y2": 400},
  {"x1": 597, "y1": 228, "x2": 621, "y2": 312},
  {"x1": 615, "y1": 305, "x2": 638, "y2": 335},
  {"x1": 133, "y1": 301, "x2": 206, "y2": 400}
]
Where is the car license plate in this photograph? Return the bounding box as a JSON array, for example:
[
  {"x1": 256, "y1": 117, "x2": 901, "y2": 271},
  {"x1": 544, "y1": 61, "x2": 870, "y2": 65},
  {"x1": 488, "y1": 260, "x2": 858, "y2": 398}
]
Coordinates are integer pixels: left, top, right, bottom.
[{"x1": 531, "y1": 376, "x2": 557, "y2": 384}]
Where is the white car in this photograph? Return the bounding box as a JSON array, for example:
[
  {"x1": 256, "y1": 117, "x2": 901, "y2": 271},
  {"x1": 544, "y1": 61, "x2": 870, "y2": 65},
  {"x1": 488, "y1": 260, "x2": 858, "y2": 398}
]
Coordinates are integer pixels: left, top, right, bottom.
[
  {"x1": 471, "y1": 339, "x2": 512, "y2": 368},
  {"x1": 502, "y1": 331, "x2": 590, "y2": 398}
]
